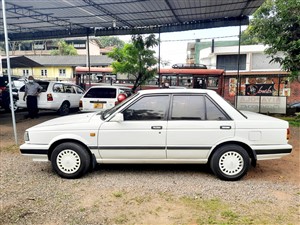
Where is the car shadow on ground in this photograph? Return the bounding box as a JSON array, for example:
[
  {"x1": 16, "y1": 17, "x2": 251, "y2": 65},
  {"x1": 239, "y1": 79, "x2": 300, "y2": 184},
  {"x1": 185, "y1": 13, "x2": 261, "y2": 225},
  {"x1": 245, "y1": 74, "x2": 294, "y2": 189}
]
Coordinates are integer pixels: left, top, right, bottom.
[{"x1": 93, "y1": 163, "x2": 213, "y2": 177}]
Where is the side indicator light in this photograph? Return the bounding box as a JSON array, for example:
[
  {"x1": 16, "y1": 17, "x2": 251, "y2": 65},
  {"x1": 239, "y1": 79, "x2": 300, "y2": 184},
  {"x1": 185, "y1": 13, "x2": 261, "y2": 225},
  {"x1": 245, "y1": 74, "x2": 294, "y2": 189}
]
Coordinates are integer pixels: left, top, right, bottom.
[{"x1": 90, "y1": 133, "x2": 96, "y2": 137}]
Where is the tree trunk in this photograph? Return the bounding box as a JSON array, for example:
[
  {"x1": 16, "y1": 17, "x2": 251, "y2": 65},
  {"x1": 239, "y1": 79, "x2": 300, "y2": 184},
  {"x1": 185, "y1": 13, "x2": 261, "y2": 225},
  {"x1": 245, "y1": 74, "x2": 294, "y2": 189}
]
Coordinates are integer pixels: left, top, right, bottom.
[{"x1": 132, "y1": 72, "x2": 142, "y2": 92}]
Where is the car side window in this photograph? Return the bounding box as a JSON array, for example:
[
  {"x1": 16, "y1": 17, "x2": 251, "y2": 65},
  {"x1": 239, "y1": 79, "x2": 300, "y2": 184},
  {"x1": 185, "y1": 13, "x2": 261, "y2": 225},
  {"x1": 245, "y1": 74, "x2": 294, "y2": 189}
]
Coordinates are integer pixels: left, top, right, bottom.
[
  {"x1": 75, "y1": 86, "x2": 84, "y2": 94},
  {"x1": 171, "y1": 95, "x2": 205, "y2": 120},
  {"x1": 53, "y1": 83, "x2": 64, "y2": 93},
  {"x1": 205, "y1": 97, "x2": 228, "y2": 120},
  {"x1": 123, "y1": 95, "x2": 169, "y2": 121},
  {"x1": 64, "y1": 85, "x2": 76, "y2": 93}
]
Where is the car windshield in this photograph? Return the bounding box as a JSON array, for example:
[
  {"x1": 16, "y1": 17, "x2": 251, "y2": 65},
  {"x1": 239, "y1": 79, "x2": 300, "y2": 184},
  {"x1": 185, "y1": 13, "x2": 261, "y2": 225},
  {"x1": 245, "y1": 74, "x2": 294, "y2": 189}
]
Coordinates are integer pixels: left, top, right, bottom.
[{"x1": 101, "y1": 93, "x2": 138, "y2": 120}]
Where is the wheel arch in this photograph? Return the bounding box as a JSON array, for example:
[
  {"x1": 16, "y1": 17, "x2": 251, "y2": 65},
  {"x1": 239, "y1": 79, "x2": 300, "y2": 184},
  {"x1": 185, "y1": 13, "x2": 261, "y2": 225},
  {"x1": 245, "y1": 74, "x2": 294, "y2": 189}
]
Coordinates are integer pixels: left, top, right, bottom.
[
  {"x1": 48, "y1": 139, "x2": 92, "y2": 161},
  {"x1": 208, "y1": 141, "x2": 257, "y2": 167},
  {"x1": 61, "y1": 100, "x2": 70, "y2": 107}
]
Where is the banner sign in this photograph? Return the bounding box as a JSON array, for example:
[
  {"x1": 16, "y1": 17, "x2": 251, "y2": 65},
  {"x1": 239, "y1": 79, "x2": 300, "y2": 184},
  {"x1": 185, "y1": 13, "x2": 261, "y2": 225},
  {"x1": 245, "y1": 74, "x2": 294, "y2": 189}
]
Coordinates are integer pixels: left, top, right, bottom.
[
  {"x1": 245, "y1": 84, "x2": 274, "y2": 96},
  {"x1": 236, "y1": 96, "x2": 286, "y2": 114}
]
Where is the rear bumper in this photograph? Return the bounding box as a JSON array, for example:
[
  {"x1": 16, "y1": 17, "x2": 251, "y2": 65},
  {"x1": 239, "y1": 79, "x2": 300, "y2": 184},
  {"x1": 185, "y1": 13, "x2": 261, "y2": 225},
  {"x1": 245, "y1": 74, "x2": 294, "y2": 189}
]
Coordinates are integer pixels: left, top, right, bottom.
[{"x1": 252, "y1": 144, "x2": 292, "y2": 160}]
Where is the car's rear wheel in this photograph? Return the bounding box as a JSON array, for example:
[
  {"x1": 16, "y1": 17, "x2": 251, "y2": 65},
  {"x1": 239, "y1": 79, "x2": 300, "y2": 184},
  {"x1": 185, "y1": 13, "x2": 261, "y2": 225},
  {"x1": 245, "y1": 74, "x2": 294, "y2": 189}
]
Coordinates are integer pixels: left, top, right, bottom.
[
  {"x1": 210, "y1": 144, "x2": 250, "y2": 181},
  {"x1": 51, "y1": 142, "x2": 91, "y2": 179},
  {"x1": 9, "y1": 98, "x2": 19, "y2": 112},
  {"x1": 58, "y1": 101, "x2": 70, "y2": 116}
]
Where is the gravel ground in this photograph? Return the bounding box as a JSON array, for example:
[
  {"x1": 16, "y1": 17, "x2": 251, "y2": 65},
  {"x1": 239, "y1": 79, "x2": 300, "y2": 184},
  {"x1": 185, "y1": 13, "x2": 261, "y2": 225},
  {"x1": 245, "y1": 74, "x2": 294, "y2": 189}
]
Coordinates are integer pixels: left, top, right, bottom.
[{"x1": 0, "y1": 110, "x2": 299, "y2": 224}]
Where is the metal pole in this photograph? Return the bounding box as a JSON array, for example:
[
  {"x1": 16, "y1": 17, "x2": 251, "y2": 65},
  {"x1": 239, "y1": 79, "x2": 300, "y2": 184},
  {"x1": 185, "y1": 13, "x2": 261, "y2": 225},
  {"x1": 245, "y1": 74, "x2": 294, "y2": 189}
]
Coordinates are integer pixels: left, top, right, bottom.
[
  {"x1": 2, "y1": 0, "x2": 18, "y2": 144},
  {"x1": 237, "y1": 22, "x2": 242, "y2": 96},
  {"x1": 86, "y1": 31, "x2": 91, "y2": 88},
  {"x1": 158, "y1": 29, "x2": 161, "y2": 87}
]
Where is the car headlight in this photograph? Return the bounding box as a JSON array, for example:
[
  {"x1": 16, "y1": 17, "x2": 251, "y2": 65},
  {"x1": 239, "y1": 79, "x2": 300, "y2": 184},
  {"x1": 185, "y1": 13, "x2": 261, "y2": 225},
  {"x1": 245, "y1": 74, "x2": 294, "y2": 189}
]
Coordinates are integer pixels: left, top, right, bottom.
[{"x1": 24, "y1": 131, "x2": 29, "y2": 142}]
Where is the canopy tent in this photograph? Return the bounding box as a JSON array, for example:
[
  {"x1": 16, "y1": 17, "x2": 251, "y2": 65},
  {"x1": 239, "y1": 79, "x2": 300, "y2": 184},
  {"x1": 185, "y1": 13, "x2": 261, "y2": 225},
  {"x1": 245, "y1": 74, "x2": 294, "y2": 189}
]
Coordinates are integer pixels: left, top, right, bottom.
[
  {"x1": 1, "y1": 0, "x2": 265, "y2": 41},
  {"x1": 1, "y1": 0, "x2": 266, "y2": 145}
]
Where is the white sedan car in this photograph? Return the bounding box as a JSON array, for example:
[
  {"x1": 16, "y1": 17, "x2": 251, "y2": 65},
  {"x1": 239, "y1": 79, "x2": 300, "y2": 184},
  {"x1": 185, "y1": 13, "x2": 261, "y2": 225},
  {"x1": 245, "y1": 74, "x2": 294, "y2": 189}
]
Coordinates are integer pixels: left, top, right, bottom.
[{"x1": 20, "y1": 89, "x2": 292, "y2": 181}]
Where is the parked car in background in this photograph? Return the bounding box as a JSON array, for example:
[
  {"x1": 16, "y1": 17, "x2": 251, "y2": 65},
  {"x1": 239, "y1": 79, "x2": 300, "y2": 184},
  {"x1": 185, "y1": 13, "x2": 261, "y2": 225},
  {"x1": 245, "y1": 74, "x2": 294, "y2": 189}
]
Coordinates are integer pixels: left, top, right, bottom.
[
  {"x1": 0, "y1": 75, "x2": 20, "y2": 111},
  {"x1": 79, "y1": 85, "x2": 132, "y2": 112},
  {"x1": 1, "y1": 79, "x2": 26, "y2": 111},
  {"x1": 17, "y1": 81, "x2": 85, "y2": 115},
  {"x1": 289, "y1": 102, "x2": 300, "y2": 112},
  {"x1": 20, "y1": 89, "x2": 292, "y2": 181}
]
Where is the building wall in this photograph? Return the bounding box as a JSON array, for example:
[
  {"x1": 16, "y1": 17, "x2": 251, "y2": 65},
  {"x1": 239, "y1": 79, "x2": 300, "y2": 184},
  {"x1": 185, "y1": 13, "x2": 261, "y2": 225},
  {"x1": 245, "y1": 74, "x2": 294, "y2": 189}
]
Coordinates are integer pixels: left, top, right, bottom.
[
  {"x1": 11, "y1": 66, "x2": 74, "y2": 81},
  {"x1": 223, "y1": 75, "x2": 300, "y2": 105},
  {"x1": 251, "y1": 53, "x2": 282, "y2": 70}
]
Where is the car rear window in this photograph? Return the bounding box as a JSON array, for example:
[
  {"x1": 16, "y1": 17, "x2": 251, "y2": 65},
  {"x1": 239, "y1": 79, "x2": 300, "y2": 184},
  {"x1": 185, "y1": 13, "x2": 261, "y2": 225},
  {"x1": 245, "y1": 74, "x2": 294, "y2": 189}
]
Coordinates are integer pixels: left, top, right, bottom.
[{"x1": 84, "y1": 88, "x2": 117, "y2": 98}]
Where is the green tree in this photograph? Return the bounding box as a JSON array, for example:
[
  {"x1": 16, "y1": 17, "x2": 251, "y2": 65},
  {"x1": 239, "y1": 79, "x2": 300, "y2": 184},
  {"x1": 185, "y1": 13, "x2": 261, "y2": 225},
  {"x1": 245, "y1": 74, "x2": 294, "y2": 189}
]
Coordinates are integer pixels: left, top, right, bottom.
[
  {"x1": 51, "y1": 40, "x2": 78, "y2": 55},
  {"x1": 108, "y1": 34, "x2": 158, "y2": 92},
  {"x1": 240, "y1": 29, "x2": 260, "y2": 45},
  {"x1": 97, "y1": 36, "x2": 125, "y2": 49},
  {"x1": 247, "y1": 0, "x2": 300, "y2": 78}
]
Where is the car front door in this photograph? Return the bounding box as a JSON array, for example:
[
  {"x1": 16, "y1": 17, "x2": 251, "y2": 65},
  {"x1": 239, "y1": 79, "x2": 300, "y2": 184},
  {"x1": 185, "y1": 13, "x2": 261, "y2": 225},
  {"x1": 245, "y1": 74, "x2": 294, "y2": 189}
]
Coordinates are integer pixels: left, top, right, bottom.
[
  {"x1": 98, "y1": 95, "x2": 170, "y2": 160},
  {"x1": 166, "y1": 94, "x2": 235, "y2": 160}
]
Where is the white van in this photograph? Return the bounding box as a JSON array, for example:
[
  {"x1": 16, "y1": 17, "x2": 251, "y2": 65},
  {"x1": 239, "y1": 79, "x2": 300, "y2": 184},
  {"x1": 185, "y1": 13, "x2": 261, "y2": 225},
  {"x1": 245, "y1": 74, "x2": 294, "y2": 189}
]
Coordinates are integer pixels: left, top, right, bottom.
[{"x1": 79, "y1": 86, "x2": 132, "y2": 112}]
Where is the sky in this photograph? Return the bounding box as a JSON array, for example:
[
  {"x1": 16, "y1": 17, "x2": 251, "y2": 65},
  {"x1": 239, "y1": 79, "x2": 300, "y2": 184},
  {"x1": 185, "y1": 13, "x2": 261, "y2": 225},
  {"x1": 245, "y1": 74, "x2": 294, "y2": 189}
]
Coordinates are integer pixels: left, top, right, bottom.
[{"x1": 117, "y1": 26, "x2": 247, "y2": 67}]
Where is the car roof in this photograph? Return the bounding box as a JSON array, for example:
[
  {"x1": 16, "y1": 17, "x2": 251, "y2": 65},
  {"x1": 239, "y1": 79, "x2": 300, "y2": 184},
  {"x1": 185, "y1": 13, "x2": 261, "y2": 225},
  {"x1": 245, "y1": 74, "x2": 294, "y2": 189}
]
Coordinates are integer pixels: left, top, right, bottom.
[
  {"x1": 88, "y1": 85, "x2": 131, "y2": 90},
  {"x1": 137, "y1": 88, "x2": 216, "y2": 95}
]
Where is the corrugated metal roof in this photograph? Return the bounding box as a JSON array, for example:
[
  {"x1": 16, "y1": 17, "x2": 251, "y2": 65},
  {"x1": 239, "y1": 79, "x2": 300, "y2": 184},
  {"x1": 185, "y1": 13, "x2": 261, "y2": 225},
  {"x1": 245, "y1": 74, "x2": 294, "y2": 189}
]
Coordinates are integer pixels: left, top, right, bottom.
[
  {"x1": 26, "y1": 55, "x2": 113, "y2": 67},
  {"x1": 0, "y1": 0, "x2": 265, "y2": 41}
]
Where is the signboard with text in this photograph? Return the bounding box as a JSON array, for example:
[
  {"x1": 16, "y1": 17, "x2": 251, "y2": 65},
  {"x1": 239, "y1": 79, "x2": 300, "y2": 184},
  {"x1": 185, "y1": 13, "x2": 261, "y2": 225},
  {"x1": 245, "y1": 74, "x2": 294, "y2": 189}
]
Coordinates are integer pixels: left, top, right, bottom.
[
  {"x1": 236, "y1": 96, "x2": 286, "y2": 114},
  {"x1": 245, "y1": 84, "x2": 274, "y2": 96}
]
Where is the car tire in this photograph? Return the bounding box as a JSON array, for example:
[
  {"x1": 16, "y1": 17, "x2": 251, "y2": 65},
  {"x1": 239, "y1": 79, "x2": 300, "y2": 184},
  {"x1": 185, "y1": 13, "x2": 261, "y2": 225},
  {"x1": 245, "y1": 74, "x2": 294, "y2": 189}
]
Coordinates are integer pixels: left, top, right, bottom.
[
  {"x1": 58, "y1": 101, "x2": 70, "y2": 116},
  {"x1": 210, "y1": 144, "x2": 250, "y2": 181},
  {"x1": 51, "y1": 142, "x2": 91, "y2": 179},
  {"x1": 9, "y1": 98, "x2": 19, "y2": 112}
]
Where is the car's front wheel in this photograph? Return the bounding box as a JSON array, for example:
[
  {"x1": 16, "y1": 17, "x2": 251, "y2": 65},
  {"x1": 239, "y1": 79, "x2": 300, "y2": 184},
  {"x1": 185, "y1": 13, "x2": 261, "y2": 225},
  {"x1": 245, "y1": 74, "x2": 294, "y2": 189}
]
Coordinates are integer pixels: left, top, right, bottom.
[
  {"x1": 210, "y1": 144, "x2": 250, "y2": 181},
  {"x1": 51, "y1": 142, "x2": 91, "y2": 179}
]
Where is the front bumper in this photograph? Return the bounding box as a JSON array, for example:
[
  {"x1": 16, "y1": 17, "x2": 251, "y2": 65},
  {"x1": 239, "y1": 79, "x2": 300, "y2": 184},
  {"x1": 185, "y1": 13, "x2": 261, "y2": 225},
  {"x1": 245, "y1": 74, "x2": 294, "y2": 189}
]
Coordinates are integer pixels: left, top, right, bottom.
[{"x1": 20, "y1": 143, "x2": 50, "y2": 162}]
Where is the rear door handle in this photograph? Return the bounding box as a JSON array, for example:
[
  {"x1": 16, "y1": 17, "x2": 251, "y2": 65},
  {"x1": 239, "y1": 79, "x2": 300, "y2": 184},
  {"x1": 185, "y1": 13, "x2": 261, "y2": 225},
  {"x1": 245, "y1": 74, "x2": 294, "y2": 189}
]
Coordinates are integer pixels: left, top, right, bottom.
[
  {"x1": 151, "y1": 126, "x2": 162, "y2": 130},
  {"x1": 220, "y1": 125, "x2": 231, "y2": 130}
]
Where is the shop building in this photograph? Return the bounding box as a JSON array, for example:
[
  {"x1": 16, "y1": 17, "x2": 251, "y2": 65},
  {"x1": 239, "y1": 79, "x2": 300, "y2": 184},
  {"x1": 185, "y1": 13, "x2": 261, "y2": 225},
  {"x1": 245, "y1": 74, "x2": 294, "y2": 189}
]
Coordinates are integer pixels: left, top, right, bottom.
[{"x1": 197, "y1": 44, "x2": 300, "y2": 105}]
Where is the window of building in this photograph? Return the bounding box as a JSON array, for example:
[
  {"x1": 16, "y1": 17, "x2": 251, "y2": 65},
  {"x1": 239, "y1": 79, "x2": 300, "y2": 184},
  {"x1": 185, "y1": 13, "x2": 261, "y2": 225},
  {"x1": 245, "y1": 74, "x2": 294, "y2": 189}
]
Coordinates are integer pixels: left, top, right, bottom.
[
  {"x1": 59, "y1": 69, "x2": 66, "y2": 77},
  {"x1": 216, "y1": 54, "x2": 246, "y2": 70},
  {"x1": 41, "y1": 69, "x2": 47, "y2": 77},
  {"x1": 23, "y1": 69, "x2": 29, "y2": 76}
]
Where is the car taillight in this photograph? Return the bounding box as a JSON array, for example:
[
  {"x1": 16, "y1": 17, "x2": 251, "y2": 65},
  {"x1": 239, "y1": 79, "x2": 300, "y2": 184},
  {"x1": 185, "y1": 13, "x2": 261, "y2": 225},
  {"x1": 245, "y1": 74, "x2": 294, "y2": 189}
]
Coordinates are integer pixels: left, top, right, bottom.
[
  {"x1": 79, "y1": 100, "x2": 82, "y2": 109},
  {"x1": 115, "y1": 93, "x2": 127, "y2": 105},
  {"x1": 47, "y1": 93, "x2": 53, "y2": 101},
  {"x1": 287, "y1": 128, "x2": 290, "y2": 140}
]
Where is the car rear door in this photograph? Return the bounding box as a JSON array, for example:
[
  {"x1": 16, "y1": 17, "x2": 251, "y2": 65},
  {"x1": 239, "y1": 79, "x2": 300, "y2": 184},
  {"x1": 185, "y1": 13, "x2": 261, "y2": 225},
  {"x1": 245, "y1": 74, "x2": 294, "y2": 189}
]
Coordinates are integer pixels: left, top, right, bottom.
[
  {"x1": 98, "y1": 95, "x2": 170, "y2": 160},
  {"x1": 166, "y1": 94, "x2": 235, "y2": 160}
]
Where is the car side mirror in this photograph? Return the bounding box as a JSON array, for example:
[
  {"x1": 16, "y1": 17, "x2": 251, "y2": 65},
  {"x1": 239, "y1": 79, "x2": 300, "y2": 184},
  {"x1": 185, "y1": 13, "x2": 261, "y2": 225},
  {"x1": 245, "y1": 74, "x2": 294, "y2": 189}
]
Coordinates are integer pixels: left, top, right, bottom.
[{"x1": 110, "y1": 113, "x2": 124, "y2": 122}]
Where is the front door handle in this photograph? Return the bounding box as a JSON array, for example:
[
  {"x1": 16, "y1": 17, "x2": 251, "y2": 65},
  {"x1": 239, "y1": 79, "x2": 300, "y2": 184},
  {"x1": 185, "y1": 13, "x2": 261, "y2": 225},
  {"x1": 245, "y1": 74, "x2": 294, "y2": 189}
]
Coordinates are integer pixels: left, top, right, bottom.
[
  {"x1": 220, "y1": 125, "x2": 231, "y2": 130},
  {"x1": 151, "y1": 126, "x2": 162, "y2": 130}
]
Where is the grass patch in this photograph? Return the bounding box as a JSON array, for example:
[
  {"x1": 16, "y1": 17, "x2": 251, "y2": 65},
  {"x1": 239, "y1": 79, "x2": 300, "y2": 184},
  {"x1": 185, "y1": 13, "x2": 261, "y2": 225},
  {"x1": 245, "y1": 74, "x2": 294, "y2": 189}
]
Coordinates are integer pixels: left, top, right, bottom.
[
  {"x1": 0, "y1": 144, "x2": 19, "y2": 153},
  {"x1": 112, "y1": 191, "x2": 125, "y2": 198},
  {"x1": 276, "y1": 114, "x2": 300, "y2": 127}
]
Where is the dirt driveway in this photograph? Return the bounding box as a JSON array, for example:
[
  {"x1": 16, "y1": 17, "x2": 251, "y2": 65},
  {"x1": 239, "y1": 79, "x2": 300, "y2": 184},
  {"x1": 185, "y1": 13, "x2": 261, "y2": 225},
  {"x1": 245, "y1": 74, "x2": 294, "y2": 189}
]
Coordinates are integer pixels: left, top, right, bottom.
[{"x1": 0, "y1": 110, "x2": 299, "y2": 224}]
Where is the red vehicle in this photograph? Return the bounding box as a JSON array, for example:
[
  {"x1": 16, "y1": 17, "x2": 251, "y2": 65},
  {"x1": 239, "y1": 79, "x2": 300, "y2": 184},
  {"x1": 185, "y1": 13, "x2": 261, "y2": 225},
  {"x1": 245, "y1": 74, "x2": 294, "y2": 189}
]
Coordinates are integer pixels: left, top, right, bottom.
[
  {"x1": 75, "y1": 67, "x2": 225, "y2": 95},
  {"x1": 158, "y1": 68, "x2": 225, "y2": 95}
]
